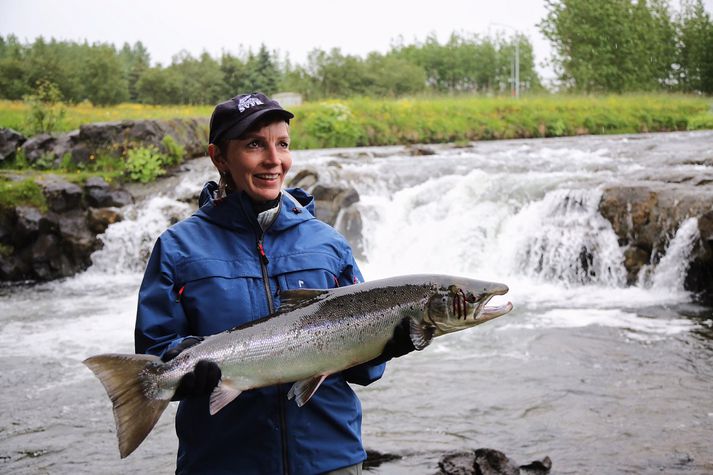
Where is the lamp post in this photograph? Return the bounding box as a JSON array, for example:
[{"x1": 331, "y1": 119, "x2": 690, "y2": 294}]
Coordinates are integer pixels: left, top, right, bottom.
[{"x1": 489, "y1": 23, "x2": 520, "y2": 98}]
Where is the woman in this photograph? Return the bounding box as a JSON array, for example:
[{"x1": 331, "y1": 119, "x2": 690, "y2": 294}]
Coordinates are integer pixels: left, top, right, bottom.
[{"x1": 134, "y1": 93, "x2": 412, "y2": 474}]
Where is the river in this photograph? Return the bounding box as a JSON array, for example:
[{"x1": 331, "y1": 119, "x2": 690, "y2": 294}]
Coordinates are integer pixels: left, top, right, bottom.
[{"x1": 1, "y1": 131, "x2": 712, "y2": 474}]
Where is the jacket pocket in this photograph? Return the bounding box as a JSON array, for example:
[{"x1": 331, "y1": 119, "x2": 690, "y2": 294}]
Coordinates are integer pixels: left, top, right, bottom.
[{"x1": 176, "y1": 258, "x2": 265, "y2": 335}]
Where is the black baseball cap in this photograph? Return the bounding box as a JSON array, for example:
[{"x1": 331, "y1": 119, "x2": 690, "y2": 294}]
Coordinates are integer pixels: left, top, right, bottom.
[{"x1": 209, "y1": 92, "x2": 294, "y2": 144}]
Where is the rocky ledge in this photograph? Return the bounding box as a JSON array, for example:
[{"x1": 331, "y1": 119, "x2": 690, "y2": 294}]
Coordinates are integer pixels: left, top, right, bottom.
[
  {"x1": 0, "y1": 118, "x2": 209, "y2": 168},
  {"x1": 0, "y1": 175, "x2": 132, "y2": 281},
  {"x1": 599, "y1": 184, "x2": 713, "y2": 295}
]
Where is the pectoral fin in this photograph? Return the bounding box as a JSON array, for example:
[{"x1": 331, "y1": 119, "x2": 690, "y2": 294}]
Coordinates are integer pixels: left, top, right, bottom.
[
  {"x1": 209, "y1": 379, "x2": 242, "y2": 415},
  {"x1": 287, "y1": 374, "x2": 328, "y2": 407},
  {"x1": 410, "y1": 319, "x2": 434, "y2": 350}
]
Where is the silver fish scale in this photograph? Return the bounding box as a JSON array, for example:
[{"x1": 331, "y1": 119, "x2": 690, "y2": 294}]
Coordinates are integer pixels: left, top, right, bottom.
[{"x1": 158, "y1": 282, "x2": 434, "y2": 393}]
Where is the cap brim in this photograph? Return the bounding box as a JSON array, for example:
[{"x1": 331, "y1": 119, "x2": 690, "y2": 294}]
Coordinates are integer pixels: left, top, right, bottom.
[{"x1": 218, "y1": 108, "x2": 294, "y2": 143}]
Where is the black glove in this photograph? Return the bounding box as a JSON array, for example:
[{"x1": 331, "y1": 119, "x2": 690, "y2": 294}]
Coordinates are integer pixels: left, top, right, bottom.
[
  {"x1": 162, "y1": 337, "x2": 222, "y2": 401},
  {"x1": 372, "y1": 318, "x2": 416, "y2": 365}
]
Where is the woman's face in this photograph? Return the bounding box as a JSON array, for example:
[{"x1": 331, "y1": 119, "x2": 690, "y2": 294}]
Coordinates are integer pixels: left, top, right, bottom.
[{"x1": 212, "y1": 120, "x2": 292, "y2": 202}]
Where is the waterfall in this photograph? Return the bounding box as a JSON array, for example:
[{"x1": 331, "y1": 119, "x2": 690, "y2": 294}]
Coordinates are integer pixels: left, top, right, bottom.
[
  {"x1": 88, "y1": 196, "x2": 193, "y2": 275},
  {"x1": 649, "y1": 217, "x2": 700, "y2": 291},
  {"x1": 500, "y1": 188, "x2": 626, "y2": 286}
]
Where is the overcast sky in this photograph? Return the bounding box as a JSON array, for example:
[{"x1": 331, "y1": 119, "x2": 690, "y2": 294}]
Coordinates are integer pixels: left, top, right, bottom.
[{"x1": 2, "y1": 0, "x2": 713, "y2": 83}]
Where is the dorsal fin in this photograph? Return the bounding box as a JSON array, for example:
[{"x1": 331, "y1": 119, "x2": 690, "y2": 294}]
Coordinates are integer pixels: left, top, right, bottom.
[{"x1": 278, "y1": 289, "x2": 330, "y2": 313}]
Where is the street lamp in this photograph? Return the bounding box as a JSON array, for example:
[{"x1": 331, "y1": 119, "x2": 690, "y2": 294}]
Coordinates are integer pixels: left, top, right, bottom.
[{"x1": 488, "y1": 23, "x2": 520, "y2": 98}]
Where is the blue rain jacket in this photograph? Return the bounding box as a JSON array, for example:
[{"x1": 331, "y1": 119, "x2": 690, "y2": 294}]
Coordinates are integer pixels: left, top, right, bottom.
[{"x1": 135, "y1": 183, "x2": 385, "y2": 475}]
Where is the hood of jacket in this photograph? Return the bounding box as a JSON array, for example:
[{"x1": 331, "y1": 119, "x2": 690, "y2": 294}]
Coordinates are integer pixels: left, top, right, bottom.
[{"x1": 195, "y1": 181, "x2": 317, "y2": 232}]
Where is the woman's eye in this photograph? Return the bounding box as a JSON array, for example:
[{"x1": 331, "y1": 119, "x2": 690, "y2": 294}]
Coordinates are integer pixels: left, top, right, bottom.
[
  {"x1": 279, "y1": 141, "x2": 290, "y2": 149},
  {"x1": 247, "y1": 140, "x2": 261, "y2": 149}
]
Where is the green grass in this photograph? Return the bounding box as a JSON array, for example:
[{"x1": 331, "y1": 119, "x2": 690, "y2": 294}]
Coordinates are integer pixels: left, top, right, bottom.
[
  {"x1": 0, "y1": 176, "x2": 48, "y2": 212},
  {"x1": 1, "y1": 94, "x2": 711, "y2": 150},
  {"x1": 0, "y1": 100, "x2": 213, "y2": 135},
  {"x1": 288, "y1": 94, "x2": 713, "y2": 148}
]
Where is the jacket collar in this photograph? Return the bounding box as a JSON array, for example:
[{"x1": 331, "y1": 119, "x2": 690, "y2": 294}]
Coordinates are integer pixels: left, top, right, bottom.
[{"x1": 194, "y1": 181, "x2": 316, "y2": 232}]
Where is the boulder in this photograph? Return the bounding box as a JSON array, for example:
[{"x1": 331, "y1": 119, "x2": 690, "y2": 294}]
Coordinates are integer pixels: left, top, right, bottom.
[
  {"x1": 286, "y1": 167, "x2": 364, "y2": 259},
  {"x1": 0, "y1": 128, "x2": 26, "y2": 163},
  {"x1": 0, "y1": 174, "x2": 129, "y2": 282},
  {"x1": 599, "y1": 184, "x2": 713, "y2": 288},
  {"x1": 85, "y1": 176, "x2": 133, "y2": 207},
  {"x1": 37, "y1": 175, "x2": 84, "y2": 212},
  {"x1": 21, "y1": 131, "x2": 78, "y2": 167},
  {"x1": 437, "y1": 448, "x2": 551, "y2": 475},
  {"x1": 87, "y1": 207, "x2": 123, "y2": 234}
]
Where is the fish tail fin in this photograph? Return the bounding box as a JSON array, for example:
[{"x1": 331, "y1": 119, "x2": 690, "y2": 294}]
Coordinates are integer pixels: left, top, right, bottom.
[{"x1": 83, "y1": 353, "x2": 169, "y2": 459}]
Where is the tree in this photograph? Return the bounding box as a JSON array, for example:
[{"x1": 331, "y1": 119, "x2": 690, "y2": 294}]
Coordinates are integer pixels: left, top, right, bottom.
[
  {"x1": 81, "y1": 44, "x2": 129, "y2": 105},
  {"x1": 676, "y1": 0, "x2": 713, "y2": 93},
  {"x1": 245, "y1": 44, "x2": 280, "y2": 95},
  {"x1": 120, "y1": 41, "x2": 151, "y2": 102},
  {"x1": 539, "y1": 0, "x2": 677, "y2": 92},
  {"x1": 136, "y1": 66, "x2": 182, "y2": 104}
]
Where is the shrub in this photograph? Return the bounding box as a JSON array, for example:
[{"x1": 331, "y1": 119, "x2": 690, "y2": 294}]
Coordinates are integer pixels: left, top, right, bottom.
[
  {"x1": 125, "y1": 146, "x2": 166, "y2": 183},
  {"x1": 161, "y1": 135, "x2": 185, "y2": 166},
  {"x1": 23, "y1": 80, "x2": 66, "y2": 135}
]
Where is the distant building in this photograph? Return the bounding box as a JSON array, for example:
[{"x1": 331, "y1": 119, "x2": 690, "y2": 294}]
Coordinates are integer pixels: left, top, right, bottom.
[{"x1": 273, "y1": 92, "x2": 303, "y2": 107}]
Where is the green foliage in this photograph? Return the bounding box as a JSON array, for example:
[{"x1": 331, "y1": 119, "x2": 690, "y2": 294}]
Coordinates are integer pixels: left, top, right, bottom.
[
  {"x1": 539, "y1": 0, "x2": 713, "y2": 93},
  {"x1": 0, "y1": 178, "x2": 47, "y2": 211},
  {"x1": 289, "y1": 94, "x2": 713, "y2": 148},
  {"x1": 13, "y1": 146, "x2": 28, "y2": 168},
  {"x1": 0, "y1": 242, "x2": 13, "y2": 257},
  {"x1": 125, "y1": 146, "x2": 166, "y2": 183},
  {"x1": 161, "y1": 135, "x2": 185, "y2": 165},
  {"x1": 298, "y1": 102, "x2": 363, "y2": 148},
  {"x1": 81, "y1": 44, "x2": 129, "y2": 105},
  {"x1": 676, "y1": 0, "x2": 713, "y2": 94},
  {"x1": 23, "y1": 79, "x2": 66, "y2": 134}
]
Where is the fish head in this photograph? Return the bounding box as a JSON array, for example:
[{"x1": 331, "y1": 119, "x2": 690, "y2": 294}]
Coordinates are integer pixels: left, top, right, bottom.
[{"x1": 424, "y1": 277, "x2": 513, "y2": 336}]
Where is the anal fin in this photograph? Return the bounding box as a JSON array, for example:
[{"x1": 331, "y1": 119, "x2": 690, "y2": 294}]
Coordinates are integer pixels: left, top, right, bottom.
[
  {"x1": 209, "y1": 379, "x2": 242, "y2": 415},
  {"x1": 287, "y1": 374, "x2": 328, "y2": 407}
]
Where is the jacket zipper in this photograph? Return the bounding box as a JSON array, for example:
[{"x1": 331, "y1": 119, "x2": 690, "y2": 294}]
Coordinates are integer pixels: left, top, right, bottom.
[
  {"x1": 256, "y1": 239, "x2": 274, "y2": 313},
  {"x1": 250, "y1": 199, "x2": 289, "y2": 474}
]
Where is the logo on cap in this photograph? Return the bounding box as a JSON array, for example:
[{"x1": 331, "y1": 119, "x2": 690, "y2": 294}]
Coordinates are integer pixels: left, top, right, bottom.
[{"x1": 237, "y1": 94, "x2": 264, "y2": 113}]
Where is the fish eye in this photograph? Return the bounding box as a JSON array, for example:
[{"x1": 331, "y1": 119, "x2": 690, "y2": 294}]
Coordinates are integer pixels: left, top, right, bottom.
[{"x1": 465, "y1": 292, "x2": 476, "y2": 303}]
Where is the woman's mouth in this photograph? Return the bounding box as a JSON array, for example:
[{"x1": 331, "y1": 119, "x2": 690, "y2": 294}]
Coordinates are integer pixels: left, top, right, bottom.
[{"x1": 254, "y1": 173, "x2": 280, "y2": 181}]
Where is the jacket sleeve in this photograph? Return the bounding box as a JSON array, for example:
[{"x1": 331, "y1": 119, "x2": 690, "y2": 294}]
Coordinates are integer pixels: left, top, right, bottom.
[
  {"x1": 134, "y1": 235, "x2": 191, "y2": 358},
  {"x1": 338, "y1": 247, "x2": 387, "y2": 386}
]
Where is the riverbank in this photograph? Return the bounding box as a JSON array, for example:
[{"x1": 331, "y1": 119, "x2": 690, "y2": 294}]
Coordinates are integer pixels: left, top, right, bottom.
[{"x1": 2, "y1": 94, "x2": 712, "y2": 148}]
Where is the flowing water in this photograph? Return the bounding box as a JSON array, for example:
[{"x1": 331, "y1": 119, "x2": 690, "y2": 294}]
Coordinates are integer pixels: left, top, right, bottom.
[{"x1": 1, "y1": 131, "x2": 712, "y2": 474}]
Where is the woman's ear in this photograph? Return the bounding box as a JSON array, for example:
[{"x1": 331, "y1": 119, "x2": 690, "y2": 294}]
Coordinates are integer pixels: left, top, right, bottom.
[{"x1": 208, "y1": 143, "x2": 225, "y2": 171}]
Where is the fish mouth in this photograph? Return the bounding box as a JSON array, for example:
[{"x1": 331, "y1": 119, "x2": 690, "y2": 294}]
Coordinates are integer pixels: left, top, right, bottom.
[
  {"x1": 471, "y1": 286, "x2": 513, "y2": 325},
  {"x1": 479, "y1": 301, "x2": 513, "y2": 320}
]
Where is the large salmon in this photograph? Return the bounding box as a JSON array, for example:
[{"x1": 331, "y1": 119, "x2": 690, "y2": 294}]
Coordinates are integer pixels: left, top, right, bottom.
[{"x1": 84, "y1": 274, "x2": 513, "y2": 458}]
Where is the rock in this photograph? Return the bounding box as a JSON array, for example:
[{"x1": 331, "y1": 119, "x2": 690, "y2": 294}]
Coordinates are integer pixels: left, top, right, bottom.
[
  {"x1": 15, "y1": 118, "x2": 209, "y2": 172},
  {"x1": 0, "y1": 174, "x2": 129, "y2": 282},
  {"x1": 599, "y1": 184, "x2": 713, "y2": 292},
  {"x1": 288, "y1": 169, "x2": 319, "y2": 190},
  {"x1": 0, "y1": 128, "x2": 26, "y2": 163},
  {"x1": 686, "y1": 210, "x2": 713, "y2": 295},
  {"x1": 437, "y1": 448, "x2": 552, "y2": 475},
  {"x1": 438, "y1": 450, "x2": 478, "y2": 475},
  {"x1": 406, "y1": 145, "x2": 437, "y2": 156},
  {"x1": 85, "y1": 176, "x2": 133, "y2": 208},
  {"x1": 363, "y1": 449, "x2": 401, "y2": 469},
  {"x1": 21, "y1": 132, "x2": 77, "y2": 167},
  {"x1": 14, "y1": 206, "x2": 43, "y2": 242},
  {"x1": 37, "y1": 175, "x2": 84, "y2": 212},
  {"x1": 87, "y1": 207, "x2": 123, "y2": 234},
  {"x1": 286, "y1": 167, "x2": 365, "y2": 257}
]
